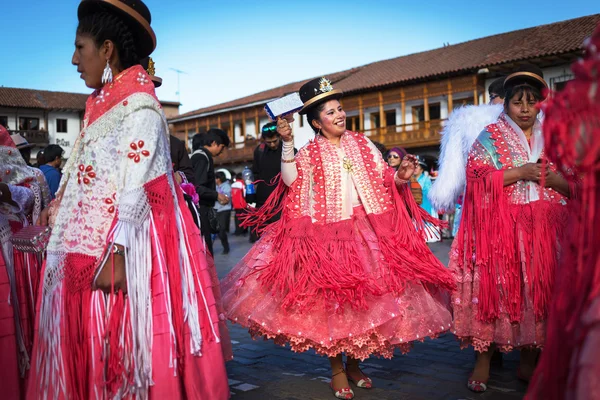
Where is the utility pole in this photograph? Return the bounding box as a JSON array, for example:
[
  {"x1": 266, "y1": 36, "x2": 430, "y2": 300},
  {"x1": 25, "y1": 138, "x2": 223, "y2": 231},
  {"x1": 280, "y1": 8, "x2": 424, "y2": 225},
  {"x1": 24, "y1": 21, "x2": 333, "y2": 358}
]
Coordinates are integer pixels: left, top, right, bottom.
[{"x1": 169, "y1": 68, "x2": 188, "y2": 104}]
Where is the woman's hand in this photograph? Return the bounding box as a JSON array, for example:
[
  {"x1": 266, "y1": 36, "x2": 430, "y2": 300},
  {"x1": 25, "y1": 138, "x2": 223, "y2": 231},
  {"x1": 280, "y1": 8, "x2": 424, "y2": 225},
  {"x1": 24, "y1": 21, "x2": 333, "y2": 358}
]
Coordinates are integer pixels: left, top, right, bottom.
[
  {"x1": 277, "y1": 118, "x2": 293, "y2": 143},
  {"x1": 518, "y1": 163, "x2": 547, "y2": 182},
  {"x1": 397, "y1": 154, "x2": 418, "y2": 181},
  {"x1": 93, "y1": 246, "x2": 127, "y2": 294},
  {"x1": 544, "y1": 170, "x2": 571, "y2": 197},
  {"x1": 37, "y1": 207, "x2": 50, "y2": 226}
]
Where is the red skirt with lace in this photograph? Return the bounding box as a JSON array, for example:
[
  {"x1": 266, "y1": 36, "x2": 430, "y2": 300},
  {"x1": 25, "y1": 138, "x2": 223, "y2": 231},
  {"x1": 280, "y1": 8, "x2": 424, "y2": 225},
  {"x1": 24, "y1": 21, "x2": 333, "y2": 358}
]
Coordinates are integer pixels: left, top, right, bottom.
[{"x1": 222, "y1": 205, "x2": 453, "y2": 360}]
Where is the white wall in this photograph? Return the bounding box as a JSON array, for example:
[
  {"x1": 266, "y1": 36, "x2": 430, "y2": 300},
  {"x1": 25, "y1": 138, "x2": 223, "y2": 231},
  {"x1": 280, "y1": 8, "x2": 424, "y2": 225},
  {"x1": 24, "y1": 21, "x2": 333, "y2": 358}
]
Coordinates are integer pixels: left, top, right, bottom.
[{"x1": 48, "y1": 111, "x2": 82, "y2": 157}]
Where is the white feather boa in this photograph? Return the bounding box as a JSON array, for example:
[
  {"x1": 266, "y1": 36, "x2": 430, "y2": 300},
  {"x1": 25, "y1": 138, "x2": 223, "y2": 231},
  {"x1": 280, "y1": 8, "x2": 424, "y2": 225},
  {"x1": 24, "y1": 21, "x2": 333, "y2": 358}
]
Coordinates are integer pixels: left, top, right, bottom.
[{"x1": 428, "y1": 104, "x2": 503, "y2": 211}]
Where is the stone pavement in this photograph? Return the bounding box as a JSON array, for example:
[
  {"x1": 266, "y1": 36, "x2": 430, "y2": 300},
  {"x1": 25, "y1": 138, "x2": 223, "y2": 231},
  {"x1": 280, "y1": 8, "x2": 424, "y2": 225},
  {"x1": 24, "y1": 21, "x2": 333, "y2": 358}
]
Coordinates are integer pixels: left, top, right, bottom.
[{"x1": 212, "y1": 233, "x2": 528, "y2": 400}]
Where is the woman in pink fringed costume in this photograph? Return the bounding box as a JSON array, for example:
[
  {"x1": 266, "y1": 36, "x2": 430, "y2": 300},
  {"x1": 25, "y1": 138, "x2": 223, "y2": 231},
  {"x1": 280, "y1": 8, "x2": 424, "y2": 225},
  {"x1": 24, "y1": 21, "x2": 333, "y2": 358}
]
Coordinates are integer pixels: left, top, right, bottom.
[
  {"x1": 0, "y1": 125, "x2": 51, "y2": 399},
  {"x1": 221, "y1": 77, "x2": 455, "y2": 399},
  {"x1": 450, "y1": 65, "x2": 574, "y2": 393},
  {"x1": 26, "y1": 1, "x2": 230, "y2": 399},
  {"x1": 527, "y1": 23, "x2": 600, "y2": 400}
]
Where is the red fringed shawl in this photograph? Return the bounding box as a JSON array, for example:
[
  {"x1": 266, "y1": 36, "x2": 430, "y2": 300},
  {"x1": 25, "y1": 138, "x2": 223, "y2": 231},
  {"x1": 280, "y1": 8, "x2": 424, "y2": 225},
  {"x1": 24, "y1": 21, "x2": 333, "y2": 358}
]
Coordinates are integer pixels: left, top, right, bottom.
[
  {"x1": 241, "y1": 131, "x2": 454, "y2": 313},
  {"x1": 527, "y1": 23, "x2": 600, "y2": 400},
  {"x1": 456, "y1": 115, "x2": 569, "y2": 324}
]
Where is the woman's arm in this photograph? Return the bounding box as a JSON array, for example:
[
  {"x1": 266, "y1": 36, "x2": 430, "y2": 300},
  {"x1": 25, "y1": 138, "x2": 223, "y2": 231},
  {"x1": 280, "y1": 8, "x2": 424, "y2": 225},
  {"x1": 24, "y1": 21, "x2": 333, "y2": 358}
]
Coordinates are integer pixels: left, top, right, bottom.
[{"x1": 281, "y1": 139, "x2": 298, "y2": 186}]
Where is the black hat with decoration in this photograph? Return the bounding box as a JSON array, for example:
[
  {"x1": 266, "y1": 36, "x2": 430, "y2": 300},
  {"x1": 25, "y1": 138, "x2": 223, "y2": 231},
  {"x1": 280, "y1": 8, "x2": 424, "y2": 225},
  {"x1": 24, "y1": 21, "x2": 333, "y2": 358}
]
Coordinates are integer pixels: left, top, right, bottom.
[{"x1": 298, "y1": 77, "x2": 343, "y2": 115}]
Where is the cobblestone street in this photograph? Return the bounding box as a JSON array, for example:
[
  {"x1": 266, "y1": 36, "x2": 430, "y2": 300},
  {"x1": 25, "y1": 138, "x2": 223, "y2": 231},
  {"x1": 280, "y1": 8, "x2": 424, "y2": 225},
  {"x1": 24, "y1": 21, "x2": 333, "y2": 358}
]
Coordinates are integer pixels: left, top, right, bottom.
[{"x1": 212, "y1": 234, "x2": 528, "y2": 400}]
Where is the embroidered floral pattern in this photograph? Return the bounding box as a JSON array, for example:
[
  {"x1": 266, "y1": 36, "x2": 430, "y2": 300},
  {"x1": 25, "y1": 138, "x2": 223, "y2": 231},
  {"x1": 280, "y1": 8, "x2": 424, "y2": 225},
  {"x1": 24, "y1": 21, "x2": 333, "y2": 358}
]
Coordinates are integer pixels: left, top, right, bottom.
[
  {"x1": 95, "y1": 89, "x2": 110, "y2": 104},
  {"x1": 104, "y1": 193, "x2": 116, "y2": 214},
  {"x1": 137, "y1": 72, "x2": 149, "y2": 85},
  {"x1": 77, "y1": 164, "x2": 96, "y2": 185},
  {"x1": 128, "y1": 140, "x2": 151, "y2": 163}
]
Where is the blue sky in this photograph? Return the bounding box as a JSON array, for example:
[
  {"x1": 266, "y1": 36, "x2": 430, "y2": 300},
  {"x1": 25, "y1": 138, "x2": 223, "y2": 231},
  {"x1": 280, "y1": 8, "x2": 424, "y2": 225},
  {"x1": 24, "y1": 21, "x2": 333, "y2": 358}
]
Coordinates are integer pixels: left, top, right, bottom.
[{"x1": 1, "y1": 1, "x2": 598, "y2": 113}]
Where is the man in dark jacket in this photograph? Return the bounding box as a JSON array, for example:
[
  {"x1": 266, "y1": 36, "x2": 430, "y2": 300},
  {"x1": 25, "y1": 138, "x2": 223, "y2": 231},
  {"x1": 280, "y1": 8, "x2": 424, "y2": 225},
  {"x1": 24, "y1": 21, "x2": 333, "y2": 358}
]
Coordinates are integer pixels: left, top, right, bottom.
[
  {"x1": 249, "y1": 122, "x2": 296, "y2": 242},
  {"x1": 190, "y1": 128, "x2": 230, "y2": 255},
  {"x1": 170, "y1": 134, "x2": 195, "y2": 184}
]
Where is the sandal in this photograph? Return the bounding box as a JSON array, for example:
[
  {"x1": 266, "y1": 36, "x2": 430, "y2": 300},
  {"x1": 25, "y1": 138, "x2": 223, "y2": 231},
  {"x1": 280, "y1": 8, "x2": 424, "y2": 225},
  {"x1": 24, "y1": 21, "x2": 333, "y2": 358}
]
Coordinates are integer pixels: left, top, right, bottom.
[
  {"x1": 330, "y1": 369, "x2": 354, "y2": 399},
  {"x1": 345, "y1": 363, "x2": 373, "y2": 389},
  {"x1": 467, "y1": 378, "x2": 488, "y2": 393}
]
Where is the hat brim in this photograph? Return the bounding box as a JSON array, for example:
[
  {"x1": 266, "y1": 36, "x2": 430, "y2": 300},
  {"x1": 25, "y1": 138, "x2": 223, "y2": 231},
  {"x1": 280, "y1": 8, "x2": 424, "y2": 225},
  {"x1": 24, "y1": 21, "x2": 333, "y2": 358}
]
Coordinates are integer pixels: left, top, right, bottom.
[
  {"x1": 299, "y1": 89, "x2": 343, "y2": 115},
  {"x1": 151, "y1": 75, "x2": 162, "y2": 88},
  {"x1": 504, "y1": 72, "x2": 548, "y2": 98},
  {"x1": 78, "y1": 0, "x2": 156, "y2": 59}
]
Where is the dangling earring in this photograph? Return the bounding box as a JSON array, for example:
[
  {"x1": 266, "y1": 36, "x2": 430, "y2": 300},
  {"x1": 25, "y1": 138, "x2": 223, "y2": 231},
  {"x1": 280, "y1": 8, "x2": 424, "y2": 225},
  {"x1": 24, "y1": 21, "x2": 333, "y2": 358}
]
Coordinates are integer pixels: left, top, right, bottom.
[
  {"x1": 317, "y1": 128, "x2": 322, "y2": 136},
  {"x1": 101, "y1": 60, "x2": 113, "y2": 85}
]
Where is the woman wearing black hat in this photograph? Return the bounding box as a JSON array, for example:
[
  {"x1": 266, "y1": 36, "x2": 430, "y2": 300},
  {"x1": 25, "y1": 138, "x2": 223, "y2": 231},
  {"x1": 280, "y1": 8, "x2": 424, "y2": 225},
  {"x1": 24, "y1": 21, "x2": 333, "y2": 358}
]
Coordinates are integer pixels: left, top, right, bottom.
[
  {"x1": 28, "y1": 1, "x2": 230, "y2": 399},
  {"x1": 222, "y1": 77, "x2": 455, "y2": 399},
  {"x1": 450, "y1": 64, "x2": 571, "y2": 392}
]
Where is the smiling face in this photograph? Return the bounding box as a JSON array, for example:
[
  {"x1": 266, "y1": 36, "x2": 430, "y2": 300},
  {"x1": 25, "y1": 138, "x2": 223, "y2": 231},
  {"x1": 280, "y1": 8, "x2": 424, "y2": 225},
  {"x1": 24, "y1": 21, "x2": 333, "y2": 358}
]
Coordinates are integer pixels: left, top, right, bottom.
[
  {"x1": 72, "y1": 33, "x2": 108, "y2": 89},
  {"x1": 312, "y1": 99, "x2": 346, "y2": 138},
  {"x1": 505, "y1": 87, "x2": 541, "y2": 132}
]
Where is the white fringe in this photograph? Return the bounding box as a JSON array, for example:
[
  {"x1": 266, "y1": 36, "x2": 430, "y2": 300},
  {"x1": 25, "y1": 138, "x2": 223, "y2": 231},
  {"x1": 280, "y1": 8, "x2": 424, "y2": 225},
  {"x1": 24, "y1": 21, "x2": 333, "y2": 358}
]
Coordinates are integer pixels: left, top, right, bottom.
[
  {"x1": 37, "y1": 275, "x2": 67, "y2": 400},
  {"x1": 149, "y1": 213, "x2": 178, "y2": 374},
  {"x1": 108, "y1": 219, "x2": 154, "y2": 395},
  {"x1": 429, "y1": 104, "x2": 502, "y2": 211}
]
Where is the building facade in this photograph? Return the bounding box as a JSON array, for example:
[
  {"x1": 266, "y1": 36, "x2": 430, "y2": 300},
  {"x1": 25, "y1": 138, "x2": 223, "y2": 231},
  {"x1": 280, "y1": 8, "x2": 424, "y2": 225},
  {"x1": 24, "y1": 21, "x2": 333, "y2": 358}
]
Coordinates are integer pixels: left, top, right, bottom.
[
  {"x1": 169, "y1": 14, "x2": 598, "y2": 167},
  {"x1": 0, "y1": 87, "x2": 180, "y2": 160}
]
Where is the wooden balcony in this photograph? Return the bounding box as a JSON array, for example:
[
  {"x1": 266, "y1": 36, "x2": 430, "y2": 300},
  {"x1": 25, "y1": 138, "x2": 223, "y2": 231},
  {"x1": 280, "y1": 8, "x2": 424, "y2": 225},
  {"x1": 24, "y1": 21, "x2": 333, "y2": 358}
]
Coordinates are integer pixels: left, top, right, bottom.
[
  {"x1": 10, "y1": 129, "x2": 49, "y2": 146},
  {"x1": 363, "y1": 119, "x2": 446, "y2": 149},
  {"x1": 213, "y1": 142, "x2": 257, "y2": 166}
]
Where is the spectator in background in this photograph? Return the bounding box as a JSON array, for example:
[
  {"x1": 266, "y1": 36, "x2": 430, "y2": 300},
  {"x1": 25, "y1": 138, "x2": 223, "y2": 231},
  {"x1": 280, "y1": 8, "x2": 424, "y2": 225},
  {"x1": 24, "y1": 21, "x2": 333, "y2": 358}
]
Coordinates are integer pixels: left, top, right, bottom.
[
  {"x1": 231, "y1": 172, "x2": 247, "y2": 235},
  {"x1": 170, "y1": 133, "x2": 195, "y2": 185},
  {"x1": 191, "y1": 129, "x2": 230, "y2": 254},
  {"x1": 387, "y1": 147, "x2": 423, "y2": 205},
  {"x1": 39, "y1": 144, "x2": 63, "y2": 199},
  {"x1": 35, "y1": 151, "x2": 45, "y2": 168},
  {"x1": 214, "y1": 171, "x2": 232, "y2": 254},
  {"x1": 414, "y1": 156, "x2": 440, "y2": 242},
  {"x1": 250, "y1": 121, "x2": 296, "y2": 242}
]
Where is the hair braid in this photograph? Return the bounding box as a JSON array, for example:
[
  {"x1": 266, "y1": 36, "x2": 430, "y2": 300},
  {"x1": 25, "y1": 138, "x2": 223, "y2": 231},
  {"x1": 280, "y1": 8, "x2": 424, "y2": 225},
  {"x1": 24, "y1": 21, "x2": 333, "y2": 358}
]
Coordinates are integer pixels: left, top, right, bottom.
[{"x1": 77, "y1": 11, "x2": 140, "y2": 70}]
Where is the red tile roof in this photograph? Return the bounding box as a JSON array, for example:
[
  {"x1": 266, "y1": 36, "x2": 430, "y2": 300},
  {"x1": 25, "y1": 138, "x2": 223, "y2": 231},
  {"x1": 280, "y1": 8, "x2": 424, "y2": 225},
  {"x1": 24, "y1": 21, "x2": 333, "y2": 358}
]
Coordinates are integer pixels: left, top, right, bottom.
[
  {"x1": 0, "y1": 87, "x2": 89, "y2": 111},
  {"x1": 173, "y1": 14, "x2": 600, "y2": 121}
]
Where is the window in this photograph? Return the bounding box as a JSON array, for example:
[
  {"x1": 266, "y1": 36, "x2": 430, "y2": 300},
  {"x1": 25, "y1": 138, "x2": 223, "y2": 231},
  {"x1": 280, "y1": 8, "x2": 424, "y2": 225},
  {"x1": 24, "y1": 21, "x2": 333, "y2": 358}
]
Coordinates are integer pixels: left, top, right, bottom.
[
  {"x1": 369, "y1": 113, "x2": 381, "y2": 129},
  {"x1": 412, "y1": 103, "x2": 441, "y2": 122},
  {"x1": 554, "y1": 80, "x2": 572, "y2": 92},
  {"x1": 550, "y1": 73, "x2": 574, "y2": 92},
  {"x1": 0, "y1": 116, "x2": 7, "y2": 128},
  {"x1": 385, "y1": 110, "x2": 397, "y2": 127},
  {"x1": 456, "y1": 97, "x2": 474, "y2": 108},
  {"x1": 18, "y1": 117, "x2": 39, "y2": 130},
  {"x1": 57, "y1": 119, "x2": 68, "y2": 133},
  {"x1": 346, "y1": 116, "x2": 360, "y2": 131}
]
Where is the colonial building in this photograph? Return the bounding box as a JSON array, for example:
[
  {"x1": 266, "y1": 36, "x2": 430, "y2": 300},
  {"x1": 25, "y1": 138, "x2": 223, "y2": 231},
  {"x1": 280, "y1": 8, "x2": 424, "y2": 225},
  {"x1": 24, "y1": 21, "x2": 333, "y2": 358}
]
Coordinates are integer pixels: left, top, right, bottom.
[
  {"x1": 0, "y1": 87, "x2": 87, "y2": 157},
  {"x1": 169, "y1": 14, "x2": 599, "y2": 167},
  {"x1": 0, "y1": 87, "x2": 180, "y2": 158}
]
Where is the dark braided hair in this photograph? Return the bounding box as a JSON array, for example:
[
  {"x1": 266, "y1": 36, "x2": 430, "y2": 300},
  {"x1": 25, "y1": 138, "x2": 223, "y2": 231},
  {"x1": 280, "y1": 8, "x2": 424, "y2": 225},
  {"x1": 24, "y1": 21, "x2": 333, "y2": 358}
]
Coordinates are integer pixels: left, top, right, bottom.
[
  {"x1": 77, "y1": 11, "x2": 140, "y2": 70},
  {"x1": 306, "y1": 103, "x2": 327, "y2": 134},
  {"x1": 504, "y1": 83, "x2": 543, "y2": 108}
]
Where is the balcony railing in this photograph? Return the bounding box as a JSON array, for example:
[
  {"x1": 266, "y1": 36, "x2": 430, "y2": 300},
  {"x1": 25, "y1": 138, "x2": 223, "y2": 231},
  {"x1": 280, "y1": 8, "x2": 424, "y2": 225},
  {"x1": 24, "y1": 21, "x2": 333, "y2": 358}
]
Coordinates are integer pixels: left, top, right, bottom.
[
  {"x1": 10, "y1": 130, "x2": 49, "y2": 146},
  {"x1": 363, "y1": 119, "x2": 446, "y2": 148},
  {"x1": 211, "y1": 119, "x2": 447, "y2": 165},
  {"x1": 213, "y1": 144, "x2": 256, "y2": 166}
]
